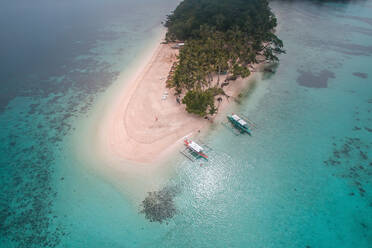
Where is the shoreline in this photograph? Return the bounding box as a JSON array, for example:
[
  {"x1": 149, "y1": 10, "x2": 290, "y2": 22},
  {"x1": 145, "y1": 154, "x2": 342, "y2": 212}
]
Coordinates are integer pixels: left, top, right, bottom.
[
  {"x1": 72, "y1": 27, "x2": 177, "y2": 201},
  {"x1": 99, "y1": 38, "x2": 263, "y2": 165},
  {"x1": 72, "y1": 28, "x2": 265, "y2": 199},
  {"x1": 98, "y1": 41, "x2": 206, "y2": 164},
  {"x1": 90, "y1": 33, "x2": 263, "y2": 165}
]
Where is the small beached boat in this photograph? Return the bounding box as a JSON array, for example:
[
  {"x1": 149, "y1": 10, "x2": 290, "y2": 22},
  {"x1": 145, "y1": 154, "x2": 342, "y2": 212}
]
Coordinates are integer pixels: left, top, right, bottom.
[{"x1": 181, "y1": 139, "x2": 208, "y2": 160}]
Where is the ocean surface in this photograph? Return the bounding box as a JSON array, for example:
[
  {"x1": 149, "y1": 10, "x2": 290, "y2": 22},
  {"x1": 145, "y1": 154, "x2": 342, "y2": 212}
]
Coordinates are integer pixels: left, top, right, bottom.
[{"x1": 0, "y1": 0, "x2": 371, "y2": 247}]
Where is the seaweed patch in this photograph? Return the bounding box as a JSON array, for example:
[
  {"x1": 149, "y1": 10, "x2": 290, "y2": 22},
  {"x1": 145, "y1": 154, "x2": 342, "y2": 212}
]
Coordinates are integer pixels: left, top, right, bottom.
[
  {"x1": 140, "y1": 186, "x2": 179, "y2": 224},
  {"x1": 297, "y1": 69, "x2": 335, "y2": 88},
  {"x1": 0, "y1": 45, "x2": 121, "y2": 247},
  {"x1": 352, "y1": 72, "x2": 368, "y2": 79},
  {"x1": 324, "y1": 136, "x2": 372, "y2": 198}
]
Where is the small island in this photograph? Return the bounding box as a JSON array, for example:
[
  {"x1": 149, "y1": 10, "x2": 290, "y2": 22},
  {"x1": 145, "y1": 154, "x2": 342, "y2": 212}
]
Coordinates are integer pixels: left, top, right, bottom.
[
  {"x1": 165, "y1": 0, "x2": 284, "y2": 116},
  {"x1": 92, "y1": 0, "x2": 284, "y2": 164}
]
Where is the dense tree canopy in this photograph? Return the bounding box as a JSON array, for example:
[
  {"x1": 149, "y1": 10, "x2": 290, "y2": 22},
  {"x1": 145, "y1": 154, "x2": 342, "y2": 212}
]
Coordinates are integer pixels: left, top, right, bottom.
[{"x1": 165, "y1": 0, "x2": 284, "y2": 116}]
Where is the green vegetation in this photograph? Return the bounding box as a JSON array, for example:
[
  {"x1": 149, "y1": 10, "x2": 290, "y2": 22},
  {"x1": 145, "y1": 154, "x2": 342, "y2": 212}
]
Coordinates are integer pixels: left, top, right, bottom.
[
  {"x1": 182, "y1": 87, "x2": 223, "y2": 116},
  {"x1": 165, "y1": 0, "x2": 284, "y2": 116}
]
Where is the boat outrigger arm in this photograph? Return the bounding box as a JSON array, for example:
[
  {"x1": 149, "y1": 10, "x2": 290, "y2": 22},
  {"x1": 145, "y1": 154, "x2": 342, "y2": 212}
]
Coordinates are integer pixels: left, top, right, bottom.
[
  {"x1": 227, "y1": 114, "x2": 252, "y2": 135},
  {"x1": 184, "y1": 139, "x2": 208, "y2": 160}
]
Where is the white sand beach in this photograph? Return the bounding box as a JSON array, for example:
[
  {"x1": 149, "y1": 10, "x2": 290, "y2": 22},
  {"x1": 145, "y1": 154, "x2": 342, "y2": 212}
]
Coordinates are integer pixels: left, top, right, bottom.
[
  {"x1": 76, "y1": 30, "x2": 261, "y2": 175},
  {"x1": 70, "y1": 29, "x2": 263, "y2": 200},
  {"x1": 94, "y1": 40, "x2": 261, "y2": 165},
  {"x1": 96, "y1": 42, "x2": 205, "y2": 165}
]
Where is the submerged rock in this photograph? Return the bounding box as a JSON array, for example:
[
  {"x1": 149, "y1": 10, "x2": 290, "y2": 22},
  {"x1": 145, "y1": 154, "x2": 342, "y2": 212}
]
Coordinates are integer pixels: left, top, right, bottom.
[
  {"x1": 140, "y1": 186, "x2": 179, "y2": 223},
  {"x1": 352, "y1": 72, "x2": 368, "y2": 79},
  {"x1": 296, "y1": 69, "x2": 335, "y2": 88}
]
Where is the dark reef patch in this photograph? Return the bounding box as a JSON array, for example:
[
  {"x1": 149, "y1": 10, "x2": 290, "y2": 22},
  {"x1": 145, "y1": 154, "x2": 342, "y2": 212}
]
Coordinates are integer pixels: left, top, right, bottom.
[
  {"x1": 0, "y1": 36, "x2": 121, "y2": 248},
  {"x1": 297, "y1": 69, "x2": 335, "y2": 88},
  {"x1": 336, "y1": 14, "x2": 372, "y2": 27},
  {"x1": 305, "y1": 38, "x2": 372, "y2": 56},
  {"x1": 352, "y1": 72, "x2": 368, "y2": 79},
  {"x1": 262, "y1": 63, "x2": 279, "y2": 80},
  {"x1": 365, "y1": 127, "x2": 372, "y2": 133},
  {"x1": 324, "y1": 136, "x2": 372, "y2": 198},
  {"x1": 140, "y1": 186, "x2": 179, "y2": 224},
  {"x1": 347, "y1": 25, "x2": 372, "y2": 37},
  {"x1": 360, "y1": 222, "x2": 368, "y2": 229}
]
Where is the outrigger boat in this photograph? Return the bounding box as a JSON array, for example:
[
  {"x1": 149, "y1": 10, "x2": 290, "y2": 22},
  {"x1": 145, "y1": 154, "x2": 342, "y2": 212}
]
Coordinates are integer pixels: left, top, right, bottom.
[
  {"x1": 226, "y1": 114, "x2": 252, "y2": 135},
  {"x1": 181, "y1": 139, "x2": 208, "y2": 161}
]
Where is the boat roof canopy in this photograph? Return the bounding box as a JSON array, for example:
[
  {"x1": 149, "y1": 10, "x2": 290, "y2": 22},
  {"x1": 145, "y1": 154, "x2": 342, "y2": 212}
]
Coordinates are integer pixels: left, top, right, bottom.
[
  {"x1": 238, "y1": 119, "x2": 247, "y2": 126},
  {"x1": 231, "y1": 114, "x2": 247, "y2": 126},
  {"x1": 231, "y1": 114, "x2": 240, "y2": 120},
  {"x1": 189, "y1": 141, "x2": 203, "y2": 153}
]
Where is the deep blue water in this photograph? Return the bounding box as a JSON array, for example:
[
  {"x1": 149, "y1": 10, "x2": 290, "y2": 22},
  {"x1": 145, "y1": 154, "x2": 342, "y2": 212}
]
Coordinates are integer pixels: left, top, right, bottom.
[{"x1": 0, "y1": 0, "x2": 371, "y2": 247}]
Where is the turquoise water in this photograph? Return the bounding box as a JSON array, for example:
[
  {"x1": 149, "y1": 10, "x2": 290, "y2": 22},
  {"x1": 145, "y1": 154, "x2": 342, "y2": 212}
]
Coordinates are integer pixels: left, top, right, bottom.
[{"x1": 1, "y1": 0, "x2": 371, "y2": 247}]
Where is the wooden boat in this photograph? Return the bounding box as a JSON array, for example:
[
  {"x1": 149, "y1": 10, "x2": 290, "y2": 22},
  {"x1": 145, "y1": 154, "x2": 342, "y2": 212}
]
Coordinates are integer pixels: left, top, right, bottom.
[
  {"x1": 183, "y1": 139, "x2": 208, "y2": 160},
  {"x1": 227, "y1": 114, "x2": 252, "y2": 135}
]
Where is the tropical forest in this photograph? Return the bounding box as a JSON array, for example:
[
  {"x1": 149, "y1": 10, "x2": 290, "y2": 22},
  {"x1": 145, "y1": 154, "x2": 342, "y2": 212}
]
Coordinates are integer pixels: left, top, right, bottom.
[{"x1": 165, "y1": 0, "x2": 285, "y2": 116}]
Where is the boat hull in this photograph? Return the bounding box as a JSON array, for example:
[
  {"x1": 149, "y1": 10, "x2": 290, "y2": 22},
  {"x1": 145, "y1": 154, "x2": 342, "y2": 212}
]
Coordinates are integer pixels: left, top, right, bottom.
[
  {"x1": 227, "y1": 116, "x2": 251, "y2": 135},
  {"x1": 184, "y1": 139, "x2": 208, "y2": 160}
]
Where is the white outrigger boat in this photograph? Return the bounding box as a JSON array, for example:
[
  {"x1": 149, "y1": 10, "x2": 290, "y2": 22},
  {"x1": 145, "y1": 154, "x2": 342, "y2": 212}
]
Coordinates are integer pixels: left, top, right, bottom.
[
  {"x1": 180, "y1": 139, "x2": 208, "y2": 161},
  {"x1": 222, "y1": 113, "x2": 257, "y2": 136}
]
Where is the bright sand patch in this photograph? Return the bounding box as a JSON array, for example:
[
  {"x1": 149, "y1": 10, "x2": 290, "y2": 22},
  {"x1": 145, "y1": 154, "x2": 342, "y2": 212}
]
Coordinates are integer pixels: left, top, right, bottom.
[
  {"x1": 98, "y1": 41, "x2": 261, "y2": 165},
  {"x1": 105, "y1": 43, "x2": 206, "y2": 164},
  {"x1": 74, "y1": 30, "x2": 261, "y2": 198}
]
